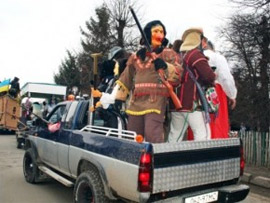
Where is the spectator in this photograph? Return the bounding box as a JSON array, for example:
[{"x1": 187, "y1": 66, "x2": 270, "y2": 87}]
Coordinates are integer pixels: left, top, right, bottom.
[
  {"x1": 48, "y1": 98, "x2": 56, "y2": 113},
  {"x1": 42, "y1": 101, "x2": 49, "y2": 118},
  {"x1": 23, "y1": 97, "x2": 33, "y2": 121}
]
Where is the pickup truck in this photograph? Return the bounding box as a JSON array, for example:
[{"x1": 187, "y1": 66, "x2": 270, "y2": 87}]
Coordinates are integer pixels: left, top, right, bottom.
[{"x1": 23, "y1": 99, "x2": 249, "y2": 203}]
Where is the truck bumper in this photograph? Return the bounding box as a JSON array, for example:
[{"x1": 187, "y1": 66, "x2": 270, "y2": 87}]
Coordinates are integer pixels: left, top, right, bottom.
[
  {"x1": 218, "y1": 184, "x2": 249, "y2": 202},
  {"x1": 150, "y1": 184, "x2": 249, "y2": 203}
]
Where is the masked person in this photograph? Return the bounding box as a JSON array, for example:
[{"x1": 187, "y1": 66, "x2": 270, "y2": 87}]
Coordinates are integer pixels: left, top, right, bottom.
[
  {"x1": 97, "y1": 59, "x2": 116, "y2": 94},
  {"x1": 94, "y1": 47, "x2": 130, "y2": 109},
  {"x1": 91, "y1": 47, "x2": 130, "y2": 129},
  {"x1": 114, "y1": 20, "x2": 182, "y2": 143},
  {"x1": 9, "y1": 77, "x2": 20, "y2": 98},
  {"x1": 203, "y1": 39, "x2": 237, "y2": 139},
  {"x1": 168, "y1": 28, "x2": 216, "y2": 142}
]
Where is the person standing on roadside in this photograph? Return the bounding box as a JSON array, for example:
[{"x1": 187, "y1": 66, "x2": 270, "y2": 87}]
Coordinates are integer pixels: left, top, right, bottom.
[{"x1": 41, "y1": 100, "x2": 49, "y2": 118}]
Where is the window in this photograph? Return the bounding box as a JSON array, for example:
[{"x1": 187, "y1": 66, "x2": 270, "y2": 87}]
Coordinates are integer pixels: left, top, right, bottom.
[
  {"x1": 75, "y1": 101, "x2": 89, "y2": 130},
  {"x1": 48, "y1": 105, "x2": 66, "y2": 124},
  {"x1": 63, "y1": 101, "x2": 78, "y2": 129}
]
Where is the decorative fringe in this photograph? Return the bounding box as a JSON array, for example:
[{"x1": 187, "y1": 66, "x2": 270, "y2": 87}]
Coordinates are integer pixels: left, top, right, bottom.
[
  {"x1": 134, "y1": 92, "x2": 169, "y2": 97},
  {"x1": 133, "y1": 86, "x2": 169, "y2": 100}
]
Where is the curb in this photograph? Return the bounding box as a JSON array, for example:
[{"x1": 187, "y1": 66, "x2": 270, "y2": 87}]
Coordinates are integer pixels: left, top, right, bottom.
[
  {"x1": 242, "y1": 172, "x2": 270, "y2": 189},
  {"x1": 242, "y1": 172, "x2": 252, "y2": 183}
]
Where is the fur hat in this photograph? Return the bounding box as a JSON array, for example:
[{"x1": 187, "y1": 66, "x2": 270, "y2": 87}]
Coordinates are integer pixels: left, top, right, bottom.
[
  {"x1": 180, "y1": 28, "x2": 203, "y2": 51},
  {"x1": 140, "y1": 20, "x2": 168, "y2": 47},
  {"x1": 99, "y1": 60, "x2": 115, "y2": 79}
]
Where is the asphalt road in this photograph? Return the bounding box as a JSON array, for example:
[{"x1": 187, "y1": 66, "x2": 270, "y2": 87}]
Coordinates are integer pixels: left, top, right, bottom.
[
  {"x1": 0, "y1": 134, "x2": 270, "y2": 203},
  {"x1": 0, "y1": 134, "x2": 73, "y2": 203}
]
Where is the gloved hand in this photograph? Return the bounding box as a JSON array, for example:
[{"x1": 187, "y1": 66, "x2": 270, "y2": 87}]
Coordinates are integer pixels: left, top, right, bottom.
[
  {"x1": 153, "y1": 58, "x2": 167, "y2": 71},
  {"x1": 153, "y1": 46, "x2": 164, "y2": 55},
  {"x1": 91, "y1": 88, "x2": 102, "y2": 98},
  {"x1": 136, "y1": 47, "x2": 147, "y2": 61}
]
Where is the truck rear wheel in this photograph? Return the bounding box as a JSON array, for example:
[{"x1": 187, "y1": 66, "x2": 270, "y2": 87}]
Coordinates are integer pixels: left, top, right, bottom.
[
  {"x1": 74, "y1": 170, "x2": 109, "y2": 203},
  {"x1": 23, "y1": 148, "x2": 40, "y2": 183}
]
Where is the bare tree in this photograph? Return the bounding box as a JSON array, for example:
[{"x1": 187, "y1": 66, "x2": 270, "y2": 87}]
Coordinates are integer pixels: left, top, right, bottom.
[
  {"x1": 220, "y1": 1, "x2": 270, "y2": 131},
  {"x1": 231, "y1": 0, "x2": 270, "y2": 9},
  {"x1": 104, "y1": 0, "x2": 141, "y2": 51},
  {"x1": 57, "y1": 1, "x2": 144, "y2": 95}
]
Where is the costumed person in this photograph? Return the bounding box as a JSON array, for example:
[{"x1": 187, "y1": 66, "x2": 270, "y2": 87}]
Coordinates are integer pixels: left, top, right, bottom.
[
  {"x1": 172, "y1": 39, "x2": 183, "y2": 54},
  {"x1": 203, "y1": 39, "x2": 237, "y2": 139},
  {"x1": 97, "y1": 59, "x2": 116, "y2": 94},
  {"x1": 168, "y1": 28, "x2": 216, "y2": 142},
  {"x1": 91, "y1": 46, "x2": 130, "y2": 129},
  {"x1": 93, "y1": 46, "x2": 130, "y2": 110},
  {"x1": 8, "y1": 77, "x2": 20, "y2": 98},
  {"x1": 113, "y1": 20, "x2": 182, "y2": 143}
]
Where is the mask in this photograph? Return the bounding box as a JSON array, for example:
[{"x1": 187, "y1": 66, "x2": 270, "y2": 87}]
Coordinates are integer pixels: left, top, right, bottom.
[{"x1": 151, "y1": 25, "x2": 164, "y2": 48}]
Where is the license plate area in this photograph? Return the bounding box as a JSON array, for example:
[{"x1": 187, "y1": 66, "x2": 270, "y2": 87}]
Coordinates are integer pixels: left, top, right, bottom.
[{"x1": 185, "y1": 191, "x2": 218, "y2": 203}]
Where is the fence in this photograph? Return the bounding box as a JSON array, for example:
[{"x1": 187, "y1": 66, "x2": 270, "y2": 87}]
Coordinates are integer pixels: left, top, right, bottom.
[{"x1": 239, "y1": 131, "x2": 270, "y2": 167}]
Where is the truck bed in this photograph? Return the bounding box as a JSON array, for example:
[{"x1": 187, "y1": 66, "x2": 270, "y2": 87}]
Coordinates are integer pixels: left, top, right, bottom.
[{"x1": 152, "y1": 138, "x2": 240, "y2": 193}]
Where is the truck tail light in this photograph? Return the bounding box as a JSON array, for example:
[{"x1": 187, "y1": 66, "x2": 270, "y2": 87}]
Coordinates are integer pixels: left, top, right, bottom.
[
  {"x1": 138, "y1": 153, "x2": 152, "y2": 192},
  {"x1": 240, "y1": 140, "x2": 245, "y2": 176}
]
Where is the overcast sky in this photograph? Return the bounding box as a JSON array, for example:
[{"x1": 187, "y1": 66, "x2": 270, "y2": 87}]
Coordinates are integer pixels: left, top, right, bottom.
[{"x1": 0, "y1": 0, "x2": 234, "y2": 86}]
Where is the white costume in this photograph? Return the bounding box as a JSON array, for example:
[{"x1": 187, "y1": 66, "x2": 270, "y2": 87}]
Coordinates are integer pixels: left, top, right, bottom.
[
  {"x1": 204, "y1": 50, "x2": 237, "y2": 100},
  {"x1": 99, "y1": 84, "x2": 119, "y2": 109},
  {"x1": 204, "y1": 49, "x2": 237, "y2": 139}
]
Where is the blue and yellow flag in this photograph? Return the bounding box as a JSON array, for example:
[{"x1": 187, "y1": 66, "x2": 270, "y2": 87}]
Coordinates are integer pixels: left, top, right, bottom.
[{"x1": 0, "y1": 79, "x2": 10, "y2": 93}]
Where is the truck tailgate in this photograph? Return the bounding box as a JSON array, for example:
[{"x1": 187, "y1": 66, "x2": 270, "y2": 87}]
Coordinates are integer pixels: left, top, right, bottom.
[{"x1": 152, "y1": 138, "x2": 240, "y2": 194}]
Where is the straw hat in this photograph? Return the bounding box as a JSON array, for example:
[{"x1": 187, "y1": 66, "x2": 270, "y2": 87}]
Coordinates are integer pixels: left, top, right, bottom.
[{"x1": 180, "y1": 28, "x2": 203, "y2": 51}]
